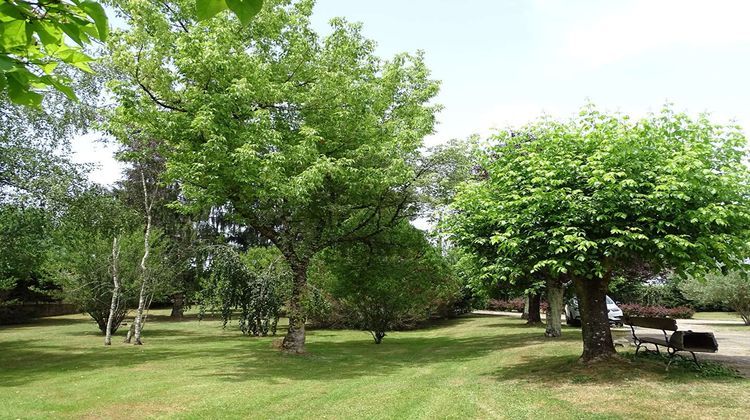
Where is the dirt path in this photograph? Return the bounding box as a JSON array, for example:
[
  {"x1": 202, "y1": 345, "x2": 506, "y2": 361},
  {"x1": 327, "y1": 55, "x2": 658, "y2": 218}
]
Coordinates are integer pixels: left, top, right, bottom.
[{"x1": 474, "y1": 310, "x2": 750, "y2": 376}]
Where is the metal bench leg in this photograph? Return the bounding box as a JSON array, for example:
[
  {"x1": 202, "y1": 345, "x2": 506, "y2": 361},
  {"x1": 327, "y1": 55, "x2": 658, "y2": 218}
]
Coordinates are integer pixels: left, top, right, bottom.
[
  {"x1": 666, "y1": 348, "x2": 677, "y2": 371},
  {"x1": 690, "y1": 351, "x2": 701, "y2": 370}
]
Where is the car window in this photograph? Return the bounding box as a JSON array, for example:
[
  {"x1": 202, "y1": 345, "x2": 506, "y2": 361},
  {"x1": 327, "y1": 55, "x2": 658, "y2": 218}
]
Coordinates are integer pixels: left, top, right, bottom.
[{"x1": 605, "y1": 296, "x2": 614, "y2": 305}]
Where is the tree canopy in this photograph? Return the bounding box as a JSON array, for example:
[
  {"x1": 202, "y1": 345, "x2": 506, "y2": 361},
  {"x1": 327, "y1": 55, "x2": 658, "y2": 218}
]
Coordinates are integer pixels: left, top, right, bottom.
[
  {"x1": 106, "y1": 0, "x2": 440, "y2": 352},
  {"x1": 449, "y1": 106, "x2": 750, "y2": 361}
]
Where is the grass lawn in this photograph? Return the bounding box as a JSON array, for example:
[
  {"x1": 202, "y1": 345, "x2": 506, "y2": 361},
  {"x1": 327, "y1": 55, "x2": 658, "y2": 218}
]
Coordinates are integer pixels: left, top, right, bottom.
[
  {"x1": 1, "y1": 311, "x2": 748, "y2": 419},
  {"x1": 693, "y1": 312, "x2": 745, "y2": 321}
]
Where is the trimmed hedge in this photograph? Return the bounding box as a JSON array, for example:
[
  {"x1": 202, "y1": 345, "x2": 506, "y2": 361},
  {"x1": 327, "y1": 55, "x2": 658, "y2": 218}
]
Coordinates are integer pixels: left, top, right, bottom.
[{"x1": 620, "y1": 303, "x2": 695, "y2": 319}]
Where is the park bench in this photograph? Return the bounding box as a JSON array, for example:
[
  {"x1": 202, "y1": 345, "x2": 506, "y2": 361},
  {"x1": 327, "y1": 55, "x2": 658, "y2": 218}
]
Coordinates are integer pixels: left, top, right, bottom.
[{"x1": 623, "y1": 316, "x2": 718, "y2": 369}]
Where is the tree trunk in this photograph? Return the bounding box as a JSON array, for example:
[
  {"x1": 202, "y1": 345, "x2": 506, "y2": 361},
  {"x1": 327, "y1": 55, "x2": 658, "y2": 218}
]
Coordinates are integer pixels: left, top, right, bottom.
[
  {"x1": 526, "y1": 292, "x2": 541, "y2": 324},
  {"x1": 105, "y1": 237, "x2": 121, "y2": 346},
  {"x1": 170, "y1": 292, "x2": 185, "y2": 319},
  {"x1": 545, "y1": 277, "x2": 564, "y2": 337},
  {"x1": 130, "y1": 168, "x2": 153, "y2": 346},
  {"x1": 521, "y1": 295, "x2": 529, "y2": 319},
  {"x1": 573, "y1": 275, "x2": 617, "y2": 362},
  {"x1": 281, "y1": 259, "x2": 308, "y2": 354}
]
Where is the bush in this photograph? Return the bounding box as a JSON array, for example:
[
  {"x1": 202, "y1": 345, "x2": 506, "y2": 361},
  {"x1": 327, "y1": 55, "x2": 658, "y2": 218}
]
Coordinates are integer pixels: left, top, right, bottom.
[
  {"x1": 308, "y1": 223, "x2": 462, "y2": 343},
  {"x1": 680, "y1": 271, "x2": 750, "y2": 325},
  {"x1": 620, "y1": 303, "x2": 695, "y2": 319},
  {"x1": 486, "y1": 298, "x2": 525, "y2": 312}
]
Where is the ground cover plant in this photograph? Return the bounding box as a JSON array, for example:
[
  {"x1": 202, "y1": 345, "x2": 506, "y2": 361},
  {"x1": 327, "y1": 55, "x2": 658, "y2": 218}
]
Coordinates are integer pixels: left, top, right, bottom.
[{"x1": 1, "y1": 311, "x2": 748, "y2": 419}]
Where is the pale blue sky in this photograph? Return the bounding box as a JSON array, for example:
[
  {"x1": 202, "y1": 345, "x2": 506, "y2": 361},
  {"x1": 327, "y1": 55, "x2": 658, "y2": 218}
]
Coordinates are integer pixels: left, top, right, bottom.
[{"x1": 74, "y1": 0, "x2": 750, "y2": 183}]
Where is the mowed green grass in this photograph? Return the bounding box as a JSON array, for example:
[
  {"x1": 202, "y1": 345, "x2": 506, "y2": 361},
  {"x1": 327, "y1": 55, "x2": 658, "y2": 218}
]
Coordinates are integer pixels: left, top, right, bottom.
[
  {"x1": 693, "y1": 312, "x2": 744, "y2": 321},
  {"x1": 1, "y1": 311, "x2": 748, "y2": 419}
]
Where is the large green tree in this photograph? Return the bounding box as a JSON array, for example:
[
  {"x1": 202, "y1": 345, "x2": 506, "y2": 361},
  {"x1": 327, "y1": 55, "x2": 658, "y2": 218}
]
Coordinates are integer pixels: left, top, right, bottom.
[
  {"x1": 449, "y1": 106, "x2": 750, "y2": 362},
  {"x1": 106, "y1": 0, "x2": 439, "y2": 352}
]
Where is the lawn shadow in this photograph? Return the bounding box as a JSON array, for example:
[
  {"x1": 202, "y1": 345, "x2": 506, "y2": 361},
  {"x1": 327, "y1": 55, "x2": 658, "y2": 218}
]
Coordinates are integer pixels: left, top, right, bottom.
[
  {"x1": 0, "y1": 315, "x2": 92, "y2": 329},
  {"x1": 484, "y1": 350, "x2": 745, "y2": 385},
  {"x1": 0, "y1": 323, "x2": 562, "y2": 387}
]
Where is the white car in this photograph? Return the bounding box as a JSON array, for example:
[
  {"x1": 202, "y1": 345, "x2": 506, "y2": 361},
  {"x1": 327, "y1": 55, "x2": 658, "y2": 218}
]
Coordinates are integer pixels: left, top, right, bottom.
[{"x1": 565, "y1": 295, "x2": 623, "y2": 326}]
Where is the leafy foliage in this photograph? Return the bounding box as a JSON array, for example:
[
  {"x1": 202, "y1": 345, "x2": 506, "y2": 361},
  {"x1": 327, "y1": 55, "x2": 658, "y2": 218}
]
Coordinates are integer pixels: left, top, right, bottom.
[
  {"x1": 106, "y1": 0, "x2": 439, "y2": 351},
  {"x1": 196, "y1": 0, "x2": 263, "y2": 23},
  {"x1": 681, "y1": 271, "x2": 750, "y2": 325},
  {"x1": 450, "y1": 106, "x2": 750, "y2": 282},
  {"x1": 486, "y1": 298, "x2": 525, "y2": 312},
  {"x1": 619, "y1": 303, "x2": 695, "y2": 319},
  {"x1": 199, "y1": 246, "x2": 288, "y2": 336},
  {"x1": 448, "y1": 105, "x2": 750, "y2": 359},
  {"x1": 0, "y1": 0, "x2": 108, "y2": 105},
  {"x1": 45, "y1": 187, "x2": 142, "y2": 333},
  {"x1": 0, "y1": 205, "x2": 55, "y2": 308},
  {"x1": 314, "y1": 223, "x2": 460, "y2": 343}
]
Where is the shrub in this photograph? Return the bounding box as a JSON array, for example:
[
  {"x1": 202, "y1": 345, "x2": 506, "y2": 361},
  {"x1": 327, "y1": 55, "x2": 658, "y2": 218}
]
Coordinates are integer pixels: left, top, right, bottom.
[
  {"x1": 486, "y1": 298, "x2": 525, "y2": 312},
  {"x1": 309, "y1": 223, "x2": 462, "y2": 343},
  {"x1": 620, "y1": 303, "x2": 695, "y2": 319},
  {"x1": 681, "y1": 271, "x2": 750, "y2": 325}
]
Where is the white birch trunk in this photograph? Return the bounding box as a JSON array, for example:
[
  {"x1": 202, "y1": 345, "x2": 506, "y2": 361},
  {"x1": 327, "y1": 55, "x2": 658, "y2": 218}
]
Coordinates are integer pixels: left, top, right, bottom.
[
  {"x1": 105, "y1": 236, "x2": 121, "y2": 346},
  {"x1": 131, "y1": 167, "x2": 154, "y2": 345}
]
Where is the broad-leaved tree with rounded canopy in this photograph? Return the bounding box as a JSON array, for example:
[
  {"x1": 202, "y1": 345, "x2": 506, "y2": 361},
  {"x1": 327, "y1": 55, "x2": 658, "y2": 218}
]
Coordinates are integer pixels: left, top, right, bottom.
[
  {"x1": 449, "y1": 106, "x2": 750, "y2": 362},
  {"x1": 106, "y1": 0, "x2": 439, "y2": 353}
]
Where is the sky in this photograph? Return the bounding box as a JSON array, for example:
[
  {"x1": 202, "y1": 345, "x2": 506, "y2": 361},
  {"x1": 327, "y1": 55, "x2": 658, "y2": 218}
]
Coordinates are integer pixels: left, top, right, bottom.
[{"x1": 72, "y1": 0, "x2": 750, "y2": 185}]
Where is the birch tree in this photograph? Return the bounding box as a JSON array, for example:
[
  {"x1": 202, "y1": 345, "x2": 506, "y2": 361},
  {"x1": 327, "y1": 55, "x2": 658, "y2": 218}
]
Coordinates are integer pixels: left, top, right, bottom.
[
  {"x1": 104, "y1": 237, "x2": 120, "y2": 345},
  {"x1": 125, "y1": 166, "x2": 157, "y2": 345}
]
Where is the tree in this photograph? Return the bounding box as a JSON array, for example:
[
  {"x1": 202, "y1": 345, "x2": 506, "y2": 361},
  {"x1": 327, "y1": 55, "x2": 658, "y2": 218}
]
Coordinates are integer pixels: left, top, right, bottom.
[
  {"x1": 449, "y1": 106, "x2": 750, "y2": 362},
  {"x1": 46, "y1": 187, "x2": 142, "y2": 334},
  {"x1": 681, "y1": 271, "x2": 750, "y2": 325},
  {"x1": 199, "y1": 245, "x2": 288, "y2": 336},
  {"x1": 317, "y1": 222, "x2": 458, "y2": 344},
  {"x1": 106, "y1": 0, "x2": 439, "y2": 353},
  {"x1": 1, "y1": 81, "x2": 95, "y2": 316}
]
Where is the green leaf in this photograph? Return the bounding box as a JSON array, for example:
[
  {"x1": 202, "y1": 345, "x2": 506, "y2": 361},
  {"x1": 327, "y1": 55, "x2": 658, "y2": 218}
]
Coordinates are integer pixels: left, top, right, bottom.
[
  {"x1": 0, "y1": 3, "x2": 25, "y2": 21},
  {"x1": 6, "y1": 72, "x2": 42, "y2": 107},
  {"x1": 40, "y1": 61, "x2": 59, "y2": 74},
  {"x1": 0, "y1": 54, "x2": 14, "y2": 71},
  {"x1": 49, "y1": 78, "x2": 77, "y2": 100},
  {"x1": 79, "y1": 1, "x2": 109, "y2": 41},
  {"x1": 60, "y1": 22, "x2": 88, "y2": 48},
  {"x1": 196, "y1": 0, "x2": 228, "y2": 21},
  {"x1": 29, "y1": 21, "x2": 64, "y2": 53},
  {"x1": 225, "y1": 0, "x2": 263, "y2": 25},
  {"x1": 0, "y1": 20, "x2": 28, "y2": 49}
]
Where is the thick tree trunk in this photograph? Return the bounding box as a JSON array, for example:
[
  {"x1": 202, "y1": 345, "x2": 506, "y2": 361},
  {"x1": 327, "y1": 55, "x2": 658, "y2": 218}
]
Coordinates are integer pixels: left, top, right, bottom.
[
  {"x1": 170, "y1": 292, "x2": 185, "y2": 319},
  {"x1": 105, "y1": 237, "x2": 121, "y2": 346},
  {"x1": 526, "y1": 292, "x2": 541, "y2": 324},
  {"x1": 573, "y1": 275, "x2": 617, "y2": 362},
  {"x1": 521, "y1": 296, "x2": 529, "y2": 319},
  {"x1": 545, "y1": 277, "x2": 564, "y2": 338},
  {"x1": 282, "y1": 259, "x2": 308, "y2": 354}
]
